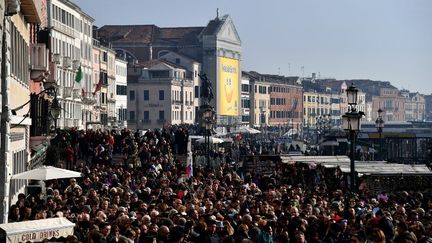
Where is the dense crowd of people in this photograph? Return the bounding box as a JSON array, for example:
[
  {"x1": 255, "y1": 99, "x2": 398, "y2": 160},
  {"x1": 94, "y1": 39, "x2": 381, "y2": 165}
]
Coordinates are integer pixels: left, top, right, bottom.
[{"x1": 7, "y1": 126, "x2": 432, "y2": 243}]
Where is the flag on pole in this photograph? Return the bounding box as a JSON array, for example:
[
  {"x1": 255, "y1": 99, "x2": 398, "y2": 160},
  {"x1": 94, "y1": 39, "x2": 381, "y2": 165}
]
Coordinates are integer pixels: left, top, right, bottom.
[
  {"x1": 75, "y1": 66, "x2": 83, "y2": 83},
  {"x1": 186, "y1": 137, "x2": 193, "y2": 178},
  {"x1": 186, "y1": 151, "x2": 193, "y2": 178},
  {"x1": 93, "y1": 79, "x2": 103, "y2": 95}
]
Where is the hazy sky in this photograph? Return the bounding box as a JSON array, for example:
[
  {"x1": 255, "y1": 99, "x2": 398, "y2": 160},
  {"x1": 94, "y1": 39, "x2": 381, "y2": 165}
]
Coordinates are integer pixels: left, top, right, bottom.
[{"x1": 73, "y1": 0, "x2": 432, "y2": 94}]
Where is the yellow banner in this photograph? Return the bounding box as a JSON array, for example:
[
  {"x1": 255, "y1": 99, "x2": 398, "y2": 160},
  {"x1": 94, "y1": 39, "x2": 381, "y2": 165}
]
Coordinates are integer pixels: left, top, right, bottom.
[{"x1": 219, "y1": 57, "x2": 239, "y2": 116}]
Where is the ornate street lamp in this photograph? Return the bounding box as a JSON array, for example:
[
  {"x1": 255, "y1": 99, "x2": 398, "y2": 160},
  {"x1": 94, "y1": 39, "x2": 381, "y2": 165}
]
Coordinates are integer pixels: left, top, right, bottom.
[
  {"x1": 202, "y1": 107, "x2": 214, "y2": 169},
  {"x1": 342, "y1": 84, "x2": 364, "y2": 191},
  {"x1": 375, "y1": 108, "x2": 385, "y2": 160},
  {"x1": 50, "y1": 96, "x2": 61, "y2": 131}
]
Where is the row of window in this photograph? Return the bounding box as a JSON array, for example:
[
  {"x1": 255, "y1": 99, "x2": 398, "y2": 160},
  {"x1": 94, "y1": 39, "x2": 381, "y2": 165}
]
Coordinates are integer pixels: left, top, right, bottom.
[
  {"x1": 52, "y1": 37, "x2": 79, "y2": 60},
  {"x1": 270, "y1": 98, "x2": 287, "y2": 106},
  {"x1": 118, "y1": 108, "x2": 127, "y2": 121},
  {"x1": 116, "y1": 85, "x2": 127, "y2": 95},
  {"x1": 241, "y1": 84, "x2": 302, "y2": 94},
  {"x1": 61, "y1": 100, "x2": 81, "y2": 119},
  {"x1": 116, "y1": 65, "x2": 127, "y2": 77},
  {"x1": 241, "y1": 99, "x2": 251, "y2": 109},
  {"x1": 270, "y1": 111, "x2": 301, "y2": 119},
  {"x1": 269, "y1": 86, "x2": 301, "y2": 93},
  {"x1": 130, "y1": 110, "x2": 165, "y2": 121},
  {"x1": 304, "y1": 108, "x2": 330, "y2": 116},
  {"x1": 304, "y1": 96, "x2": 330, "y2": 104},
  {"x1": 129, "y1": 90, "x2": 195, "y2": 102},
  {"x1": 52, "y1": 5, "x2": 92, "y2": 36},
  {"x1": 129, "y1": 110, "x2": 195, "y2": 122},
  {"x1": 11, "y1": 24, "x2": 29, "y2": 84},
  {"x1": 173, "y1": 110, "x2": 193, "y2": 121},
  {"x1": 11, "y1": 150, "x2": 27, "y2": 199},
  {"x1": 256, "y1": 85, "x2": 268, "y2": 94}
]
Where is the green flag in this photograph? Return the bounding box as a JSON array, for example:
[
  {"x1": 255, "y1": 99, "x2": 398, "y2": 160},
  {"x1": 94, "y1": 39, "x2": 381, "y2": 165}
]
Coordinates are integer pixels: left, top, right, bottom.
[{"x1": 75, "y1": 66, "x2": 83, "y2": 83}]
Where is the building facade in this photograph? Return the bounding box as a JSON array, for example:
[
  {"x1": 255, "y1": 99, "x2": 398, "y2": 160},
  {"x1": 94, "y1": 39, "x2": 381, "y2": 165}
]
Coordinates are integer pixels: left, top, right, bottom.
[
  {"x1": 372, "y1": 87, "x2": 405, "y2": 121},
  {"x1": 269, "y1": 81, "x2": 303, "y2": 130},
  {"x1": 303, "y1": 91, "x2": 332, "y2": 127},
  {"x1": 159, "y1": 51, "x2": 201, "y2": 123},
  {"x1": 249, "y1": 80, "x2": 270, "y2": 128},
  {"x1": 401, "y1": 90, "x2": 425, "y2": 121},
  {"x1": 0, "y1": 0, "x2": 47, "y2": 223},
  {"x1": 48, "y1": 0, "x2": 94, "y2": 129},
  {"x1": 240, "y1": 76, "x2": 251, "y2": 126},
  {"x1": 425, "y1": 94, "x2": 432, "y2": 121},
  {"x1": 127, "y1": 60, "x2": 194, "y2": 130},
  {"x1": 98, "y1": 14, "x2": 242, "y2": 129},
  {"x1": 115, "y1": 58, "x2": 127, "y2": 128}
]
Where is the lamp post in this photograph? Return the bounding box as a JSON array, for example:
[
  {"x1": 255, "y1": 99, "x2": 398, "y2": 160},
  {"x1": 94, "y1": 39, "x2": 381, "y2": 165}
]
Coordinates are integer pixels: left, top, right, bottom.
[
  {"x1": 203, "y1": 107, "x2": 214, "y2": 169},
  {"x1": 316, "y1": 116, "x2": 321, "y2": 145},
  {"x1": 289, "y1": 119, "x2": 293, "y2": 140},
  {"x1": 50, "y1": 96, "x2": 61, "y2": 132},
  {"x1": 375, "y1": 108, "x2": 385, "y2": 161},
  {"x1": 342, "y1": 84, "x2": 364, "y2": 191}
]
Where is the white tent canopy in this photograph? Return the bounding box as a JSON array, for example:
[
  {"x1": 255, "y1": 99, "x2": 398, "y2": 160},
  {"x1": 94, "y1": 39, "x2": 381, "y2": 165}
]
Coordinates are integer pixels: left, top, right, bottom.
[
  {"x1": 280, "y1": 155, "x2": 432, "y2": 176},
  {"x1": 231, "y1": 126, "x2": 261, "y2": 134},
  {"x1": 196, "y1": 137, "x2": 224, "y2": 144},
  {"x1": 0, "y1": 218, "x2": 75, "y2": 243},
  {"x1": 11, "y1": 166, "x2": 82, "y2": 180}
]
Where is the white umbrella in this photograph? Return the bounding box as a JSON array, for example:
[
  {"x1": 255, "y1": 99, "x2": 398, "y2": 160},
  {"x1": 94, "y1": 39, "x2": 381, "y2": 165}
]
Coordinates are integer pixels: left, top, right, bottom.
[
  {"x1": 11, "y1": 166, "x2": 82, "y2": 180},
  {"x1": 196, "y1": 137, "x2": 224, "y2": 144},
  {"x1": 231, "y1": 126, "x2": 261, "y2": 134}
]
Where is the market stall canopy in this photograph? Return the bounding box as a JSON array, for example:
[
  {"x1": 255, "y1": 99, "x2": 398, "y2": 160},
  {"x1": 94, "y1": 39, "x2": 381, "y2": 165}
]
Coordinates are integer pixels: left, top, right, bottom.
[
  {"x1": 280, "y1": 155, "x2": 432, "y2": 176},
  {"x1": 11, "y1": 166, "x2": 82, "y2": 180},
  {"x1": 337, "y1": 163, "x2": 432, "y2": 176},
  {"x1": 0, "y1": 217, "x2": 75, "y2": 243},
  {"x1": 231, "y1": 126, "x2": 261, "y2": 134},
  {"x1": 196, "y1": 137, "x2": 224, "y2": 144},
  {"x1": 280, "y1": 155, "x2": 350, "y2": 165},
  {"x1": 320, "y1": 140, "x2": 339, "y2": 146}
]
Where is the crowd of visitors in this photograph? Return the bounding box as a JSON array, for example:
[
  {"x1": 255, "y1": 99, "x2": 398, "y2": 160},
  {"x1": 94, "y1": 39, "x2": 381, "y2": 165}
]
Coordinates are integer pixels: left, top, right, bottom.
[{"x1": 7, "y1": 126, "x2": 432, "y2": 243}]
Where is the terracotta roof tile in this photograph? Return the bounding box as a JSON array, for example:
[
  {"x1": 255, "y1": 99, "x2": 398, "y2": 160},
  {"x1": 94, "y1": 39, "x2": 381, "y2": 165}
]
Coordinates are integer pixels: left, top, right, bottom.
[{"x1": 98, "y1": 25, "x2": 204, "y2": 45}]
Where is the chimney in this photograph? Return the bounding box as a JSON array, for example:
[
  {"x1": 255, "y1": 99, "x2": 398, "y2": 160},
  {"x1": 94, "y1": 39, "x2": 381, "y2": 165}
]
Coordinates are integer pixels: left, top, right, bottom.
[{"x1": 149, "y1": 44, "x2": 153, "y2": 61}]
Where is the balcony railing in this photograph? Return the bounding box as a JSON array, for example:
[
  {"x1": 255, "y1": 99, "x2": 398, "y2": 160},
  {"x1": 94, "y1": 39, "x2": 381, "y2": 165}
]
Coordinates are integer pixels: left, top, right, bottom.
[
  {"x1": 63, "y1": 87, "x2": 73, "y2": 98},
  {"x1": 141, "y1": 119, "x2": 151, "y2": 124},
  {"x1": 63, "y1": 57, "x2": 72, "y2": 68},
  {"x1": 82, "y1": 92, "x2": 97, "y2": 105},
  {"x1": 171, "y1": 100, "x2": 183, "y2": 105},
  {"x1": 157, "y1": 119, "x2": 166, "y2": 124},
  {"x1": 72, "y1": 89, "x2": 82, "y2": 99},
  {"x1": 52, "y1": 19, "x2": 77, "y2": 38}
]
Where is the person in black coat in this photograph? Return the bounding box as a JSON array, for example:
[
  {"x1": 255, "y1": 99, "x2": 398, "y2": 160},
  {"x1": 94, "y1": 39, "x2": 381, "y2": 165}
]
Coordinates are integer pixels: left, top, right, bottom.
[{"x1": 376, "y1": 209, "x2": 394, "y2": 243}]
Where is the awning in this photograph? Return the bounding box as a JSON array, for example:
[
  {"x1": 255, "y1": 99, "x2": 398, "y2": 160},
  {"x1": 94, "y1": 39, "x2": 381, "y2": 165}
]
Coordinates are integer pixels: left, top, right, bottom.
[
  {"x1": 0, "y1": 218, "x2": 75, "y2": 243},
  {"x1": 320, "y1": 140, "x2": 339, "y2": 146},
  {"x1": 338, "y1": 163, "x2": 432, "y2": 176}
]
